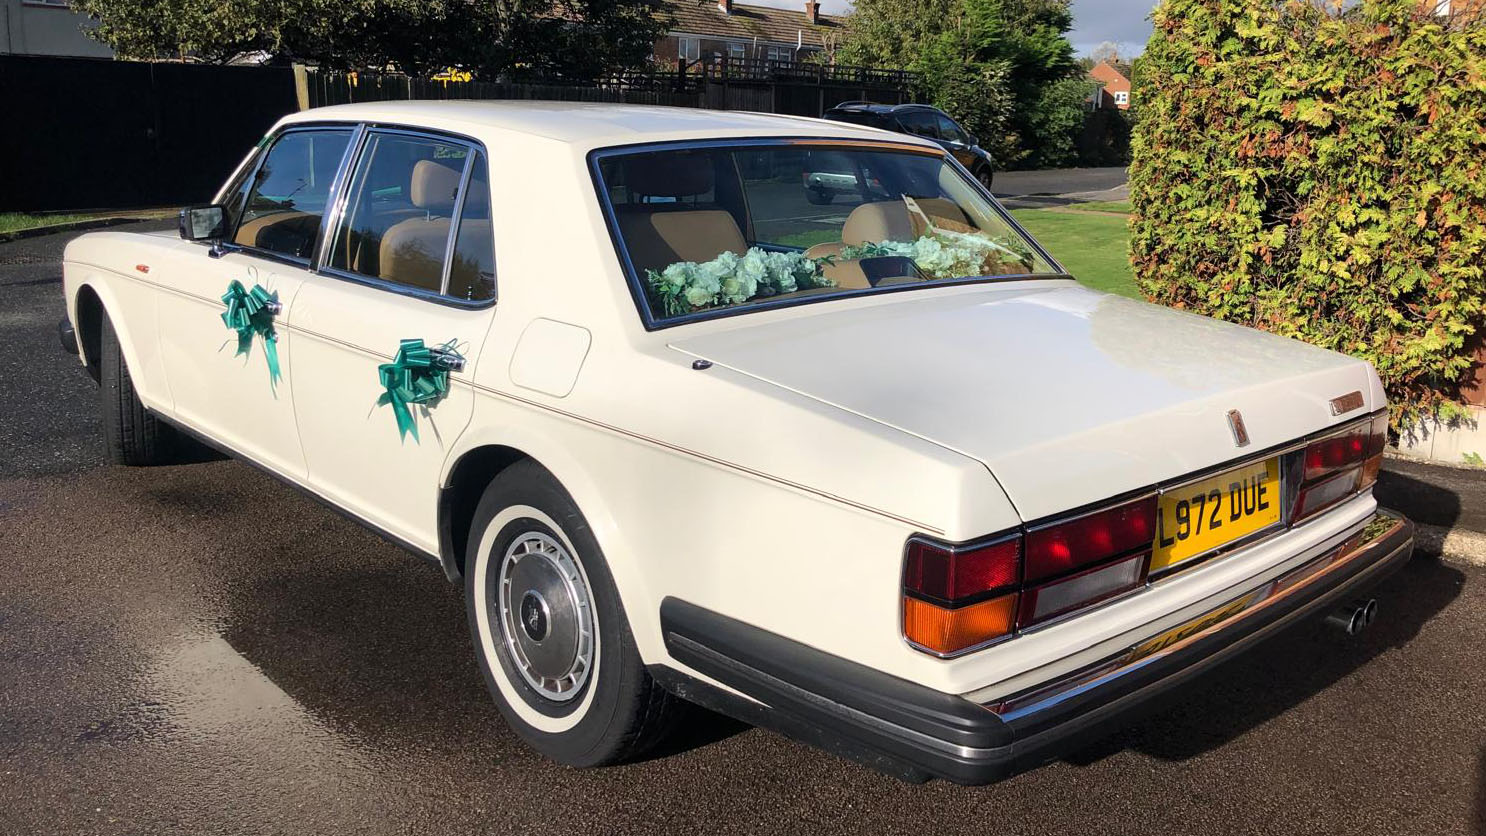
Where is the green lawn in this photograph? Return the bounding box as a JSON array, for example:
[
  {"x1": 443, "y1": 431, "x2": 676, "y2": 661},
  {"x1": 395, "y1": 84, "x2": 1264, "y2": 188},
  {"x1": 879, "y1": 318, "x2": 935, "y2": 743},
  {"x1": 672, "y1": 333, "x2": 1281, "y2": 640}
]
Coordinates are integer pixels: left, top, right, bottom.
[
  {"x1": 1010, "y1": 208, "x2": 1140, "y2": 299},
  {"x1": 0, "y1": 210, "x2": 175, "y2": 236},
  {"x1": 1059, "y1": 200, "x2": 1132, "y2": 215},
  {"x1": 0, "y1": 212, "x2": 105, "y2": 235}
]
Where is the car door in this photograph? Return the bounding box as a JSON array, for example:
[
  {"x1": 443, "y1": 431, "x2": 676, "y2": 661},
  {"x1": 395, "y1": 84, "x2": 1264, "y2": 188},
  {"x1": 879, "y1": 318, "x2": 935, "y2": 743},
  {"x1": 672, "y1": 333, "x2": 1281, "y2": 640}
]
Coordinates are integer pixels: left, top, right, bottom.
[
  {"x1": 287, "y1": 128, "x2": 497, "y2": 553},
  {"x1": 153, "y1": 126, "x2": 356, "y2": 479},
  {"x1": 933, "y1": 114, "x2": 980, "y2": 170}
]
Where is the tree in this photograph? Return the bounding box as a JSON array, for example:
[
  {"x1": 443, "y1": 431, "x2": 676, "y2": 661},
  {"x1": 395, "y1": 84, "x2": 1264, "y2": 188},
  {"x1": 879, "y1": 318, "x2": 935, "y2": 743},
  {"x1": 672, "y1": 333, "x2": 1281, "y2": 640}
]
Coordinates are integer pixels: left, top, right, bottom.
[
  {"x1": 70, "y1": 0, "x2": 667, "y2": 79},
  {"x1": 1129, "y1": 0, "x2": 1486, "y2": 428},
  {"x1": 839, "y1": 0, "x2": 1080, "y2": 168}
]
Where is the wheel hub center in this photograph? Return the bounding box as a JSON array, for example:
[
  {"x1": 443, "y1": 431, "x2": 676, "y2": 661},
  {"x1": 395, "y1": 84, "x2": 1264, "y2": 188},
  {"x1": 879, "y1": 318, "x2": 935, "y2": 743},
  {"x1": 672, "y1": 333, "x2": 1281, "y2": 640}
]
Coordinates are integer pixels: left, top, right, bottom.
[{"x1": 519, "y1": 591, "x2": 549, "y2": 642}]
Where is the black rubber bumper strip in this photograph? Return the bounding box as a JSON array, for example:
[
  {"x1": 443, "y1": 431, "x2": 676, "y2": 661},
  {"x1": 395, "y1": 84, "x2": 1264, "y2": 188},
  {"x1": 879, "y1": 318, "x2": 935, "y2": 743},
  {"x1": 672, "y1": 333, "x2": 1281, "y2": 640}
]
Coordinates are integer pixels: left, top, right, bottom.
[{"x1": 658, "y1": 509, "x2": 1415, "y2": 785}]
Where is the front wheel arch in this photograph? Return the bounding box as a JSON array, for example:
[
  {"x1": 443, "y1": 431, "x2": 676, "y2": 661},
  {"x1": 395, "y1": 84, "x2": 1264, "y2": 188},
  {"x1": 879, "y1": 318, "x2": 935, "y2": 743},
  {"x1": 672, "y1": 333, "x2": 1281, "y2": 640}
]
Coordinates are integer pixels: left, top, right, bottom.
[{"x1": 75, "y1": 284, "x2": 104, "y2": 383}]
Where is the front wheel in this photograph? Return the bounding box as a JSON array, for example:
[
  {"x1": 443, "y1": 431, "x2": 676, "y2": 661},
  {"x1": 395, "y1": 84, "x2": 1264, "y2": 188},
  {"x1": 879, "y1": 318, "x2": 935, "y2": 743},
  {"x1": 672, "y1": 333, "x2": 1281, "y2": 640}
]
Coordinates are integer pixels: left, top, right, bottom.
[
  {"x1": 464, "y1": 459, "x2": 681, "y2": 766},
  {"x1": 805, "y1": 187, "x2": 833, "y2": 205},
  {"x1": 974, "y1": 166, "x2": 994, "y2": 191},
  {"x1": 99, "y1": 314, "x2": 174, "y2": 465}
]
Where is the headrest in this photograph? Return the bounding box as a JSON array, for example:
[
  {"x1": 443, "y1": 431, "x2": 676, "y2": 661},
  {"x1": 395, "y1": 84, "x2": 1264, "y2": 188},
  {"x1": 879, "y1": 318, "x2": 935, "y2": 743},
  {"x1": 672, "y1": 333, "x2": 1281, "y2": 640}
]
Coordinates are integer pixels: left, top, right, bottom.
[
  {"x1": 410, "y1": 160, "x2": 461, "y2": 211},
  {"x1": 842, "y1": 201, "x2": 915, "y2": 246},
  {"x1": 622, "y1": 152, "x2": 714, "y2": 198}
]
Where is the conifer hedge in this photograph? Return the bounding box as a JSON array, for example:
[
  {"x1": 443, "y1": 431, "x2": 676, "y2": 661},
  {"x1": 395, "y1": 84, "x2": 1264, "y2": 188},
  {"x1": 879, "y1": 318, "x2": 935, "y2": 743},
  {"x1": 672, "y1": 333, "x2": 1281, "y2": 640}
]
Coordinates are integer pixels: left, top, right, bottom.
[{"x1": 1129, "y1": 0, "x2": 1486, "y2": 426}]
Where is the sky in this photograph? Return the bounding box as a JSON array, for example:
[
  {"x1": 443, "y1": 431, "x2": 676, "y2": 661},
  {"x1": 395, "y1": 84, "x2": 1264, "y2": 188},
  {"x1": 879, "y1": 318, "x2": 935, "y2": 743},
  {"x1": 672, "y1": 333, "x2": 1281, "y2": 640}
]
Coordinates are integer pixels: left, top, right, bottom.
[{"x1": 743, "y1": 0, "x2": 1159, "y2": 60}]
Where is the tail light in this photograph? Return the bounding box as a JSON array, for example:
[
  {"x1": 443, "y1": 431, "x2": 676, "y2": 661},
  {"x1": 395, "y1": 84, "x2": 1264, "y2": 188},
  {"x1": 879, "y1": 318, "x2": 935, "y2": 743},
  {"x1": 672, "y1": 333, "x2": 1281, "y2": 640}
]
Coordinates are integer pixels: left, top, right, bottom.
[
  {"x1": 1292, "y1": 413, "x2": 1387, "y2": 522},
  {"x1": 904, "y1": 411, "x2": 1390, "y2": 658},
  {"x1": 902, "y1": 497, "x2": 1153, "y2": 657},
  {"x1": 902, "y1": 536, "x2": 1019, "y2": 655}
]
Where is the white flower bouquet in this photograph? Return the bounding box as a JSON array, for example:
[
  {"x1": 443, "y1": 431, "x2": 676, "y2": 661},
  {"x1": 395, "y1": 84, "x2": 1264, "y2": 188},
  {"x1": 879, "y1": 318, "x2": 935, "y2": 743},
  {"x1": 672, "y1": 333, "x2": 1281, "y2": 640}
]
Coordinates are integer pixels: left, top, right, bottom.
[
  {"x1": 838, "y1": 229, "x2": 1035, "y2": 280},
  {"x1": 645, "y1": 248, "x2": 834, "y2": 317}
]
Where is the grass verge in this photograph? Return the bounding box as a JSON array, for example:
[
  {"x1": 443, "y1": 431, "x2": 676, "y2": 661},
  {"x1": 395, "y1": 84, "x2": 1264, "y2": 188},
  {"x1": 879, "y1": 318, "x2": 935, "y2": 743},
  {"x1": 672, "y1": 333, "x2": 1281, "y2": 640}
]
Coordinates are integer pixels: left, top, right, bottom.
[{"x1": 1010, "y1": 208, "x2": 1140, "y2": 299}]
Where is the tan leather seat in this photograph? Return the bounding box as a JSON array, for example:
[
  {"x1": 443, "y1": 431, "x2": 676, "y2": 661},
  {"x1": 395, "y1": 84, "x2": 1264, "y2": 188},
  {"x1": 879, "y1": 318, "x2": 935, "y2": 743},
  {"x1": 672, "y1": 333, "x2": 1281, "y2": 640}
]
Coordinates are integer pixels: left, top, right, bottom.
[
  {"x1": 379, "y1": 160, "x2": 463, "y2": 291},
  {"x1": 234, "y1": 211, "x2": 320, "y2": 257},
  {"x1": 842, "y1": 201, "x2": 916, "y2": 246},
  {"x1": 617, "y1": 209, "x2": 746, "y2": 272},
  {"x1": 613, "y1": 152, "x2": 747, "y2": 274}
]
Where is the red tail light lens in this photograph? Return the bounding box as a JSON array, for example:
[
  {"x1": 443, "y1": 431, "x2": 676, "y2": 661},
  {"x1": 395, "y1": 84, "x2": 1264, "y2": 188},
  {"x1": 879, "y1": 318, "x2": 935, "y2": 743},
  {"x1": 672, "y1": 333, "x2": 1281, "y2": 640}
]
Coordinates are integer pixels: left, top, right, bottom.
[
  {"x1": 903, "y1": 537, "x2": 1019, "y2": 602},
  {"x1": 1303, "y1": 426, "x2": 1368, "y2": 482},
  {"x1": 1024, "y1": 496, "x2": 1156, "y2": 583}
]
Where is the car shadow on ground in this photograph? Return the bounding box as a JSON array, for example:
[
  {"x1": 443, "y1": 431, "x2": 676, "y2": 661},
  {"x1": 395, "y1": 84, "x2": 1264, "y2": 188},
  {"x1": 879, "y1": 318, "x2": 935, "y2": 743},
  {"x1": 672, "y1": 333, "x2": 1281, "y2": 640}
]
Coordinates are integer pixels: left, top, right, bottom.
[
  {"x1": 177, "y1": 482, "x2": 750, "y2": 758},
  {"x1": 1375, "y1": 467, "x2": 1463, "y2": 529},
  {"x1": 1062, "y1": 553, "x2": 1463, "y2": 767}
]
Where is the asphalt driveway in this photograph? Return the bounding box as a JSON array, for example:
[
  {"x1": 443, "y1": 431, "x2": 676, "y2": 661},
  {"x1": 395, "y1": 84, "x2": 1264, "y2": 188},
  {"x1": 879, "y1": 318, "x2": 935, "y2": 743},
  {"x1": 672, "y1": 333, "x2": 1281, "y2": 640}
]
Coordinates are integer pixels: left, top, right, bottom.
[{"x1": 1, "y1": 224, "x2": 1483, "y2": 835}]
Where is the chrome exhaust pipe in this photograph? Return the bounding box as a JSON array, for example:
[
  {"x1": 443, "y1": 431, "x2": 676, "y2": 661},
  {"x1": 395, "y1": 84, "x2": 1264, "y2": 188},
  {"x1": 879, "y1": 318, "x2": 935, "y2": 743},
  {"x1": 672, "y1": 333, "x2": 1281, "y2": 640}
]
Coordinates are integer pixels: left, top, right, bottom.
[{"x1": 1325, "y1": 599, "x2": 1378, "y2": 636}]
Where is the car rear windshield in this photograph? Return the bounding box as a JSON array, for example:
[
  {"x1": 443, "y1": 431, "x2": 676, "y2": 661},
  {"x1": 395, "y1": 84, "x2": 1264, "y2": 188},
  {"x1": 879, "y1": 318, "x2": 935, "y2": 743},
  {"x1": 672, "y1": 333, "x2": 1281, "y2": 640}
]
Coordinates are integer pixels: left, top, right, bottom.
[{"x1": 594, "y1": 142, "x2": 1058, "y2": 325}]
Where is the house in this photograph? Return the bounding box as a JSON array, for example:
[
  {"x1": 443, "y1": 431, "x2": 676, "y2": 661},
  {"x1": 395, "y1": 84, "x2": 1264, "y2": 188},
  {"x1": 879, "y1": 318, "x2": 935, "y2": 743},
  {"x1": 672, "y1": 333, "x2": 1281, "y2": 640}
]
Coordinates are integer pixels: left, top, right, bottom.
[
  {"x1": 0, "y1": 0, "x2": 112, "y2": 57},
  {"x1": 1089, "y1": 60, "x2": 1131, "y2": 110},
  {"x1": 653, "y1": 0, "x2": 843, "y2": 67}
]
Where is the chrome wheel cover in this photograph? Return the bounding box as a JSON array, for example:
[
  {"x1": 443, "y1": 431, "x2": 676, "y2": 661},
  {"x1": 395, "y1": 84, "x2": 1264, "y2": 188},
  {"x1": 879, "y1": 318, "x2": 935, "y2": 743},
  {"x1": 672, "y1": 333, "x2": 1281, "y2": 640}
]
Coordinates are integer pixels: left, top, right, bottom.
[{"x1": 496, "y1": 531, "x2": 595, "y2": 702}]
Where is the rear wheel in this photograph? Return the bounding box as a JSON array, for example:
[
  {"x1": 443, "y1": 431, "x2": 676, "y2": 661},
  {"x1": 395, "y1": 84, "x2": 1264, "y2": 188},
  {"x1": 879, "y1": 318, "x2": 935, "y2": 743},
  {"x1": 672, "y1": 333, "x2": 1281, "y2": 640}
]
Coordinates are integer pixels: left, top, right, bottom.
[
  {"x1": 464, "y1": 459, "x2": 681, "y2": 766},
  {"x1": 805, "y1": 187, "x2": 833, "y2": 205},
  {"x1": 99, "y1": 314, "x2": 173, "y2": 466}
]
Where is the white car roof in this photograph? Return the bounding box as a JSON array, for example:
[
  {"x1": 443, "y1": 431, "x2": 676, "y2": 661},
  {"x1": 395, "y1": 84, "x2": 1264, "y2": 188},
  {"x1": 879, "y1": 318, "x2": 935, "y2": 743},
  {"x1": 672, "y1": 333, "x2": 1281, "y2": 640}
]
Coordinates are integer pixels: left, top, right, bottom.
[{"x1": 279, "y1": 100, "x2": 935, "y2": 152}]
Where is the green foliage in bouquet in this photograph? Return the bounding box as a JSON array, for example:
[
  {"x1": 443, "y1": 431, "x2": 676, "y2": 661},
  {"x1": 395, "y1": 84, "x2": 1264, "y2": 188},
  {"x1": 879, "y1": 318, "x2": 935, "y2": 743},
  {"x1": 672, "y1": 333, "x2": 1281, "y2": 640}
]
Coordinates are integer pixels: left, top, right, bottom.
[{"x1": 644, "y1": 248, "x2": 835, "y2": 318}]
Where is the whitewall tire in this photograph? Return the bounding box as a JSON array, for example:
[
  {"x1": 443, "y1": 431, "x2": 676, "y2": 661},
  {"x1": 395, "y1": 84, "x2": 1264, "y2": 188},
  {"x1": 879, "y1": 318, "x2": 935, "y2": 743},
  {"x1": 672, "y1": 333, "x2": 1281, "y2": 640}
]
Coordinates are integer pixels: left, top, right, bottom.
[{"x1": 464, "y1": 459, "x2": 681, "y2": 765}]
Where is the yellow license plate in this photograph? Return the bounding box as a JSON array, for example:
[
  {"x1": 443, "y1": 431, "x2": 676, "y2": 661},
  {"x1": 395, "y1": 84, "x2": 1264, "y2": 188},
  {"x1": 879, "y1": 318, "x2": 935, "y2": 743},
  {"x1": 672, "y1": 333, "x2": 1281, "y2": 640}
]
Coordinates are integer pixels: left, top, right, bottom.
[{"x1": 1150, "y1": 458, "x2": 1281, "y2": 573}]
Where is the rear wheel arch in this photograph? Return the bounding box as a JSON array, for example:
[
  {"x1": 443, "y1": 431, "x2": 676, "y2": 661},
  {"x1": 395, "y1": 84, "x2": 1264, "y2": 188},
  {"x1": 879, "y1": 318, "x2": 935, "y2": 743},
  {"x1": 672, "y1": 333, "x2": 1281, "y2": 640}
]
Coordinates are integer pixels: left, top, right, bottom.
[{"x1": 438, "y1": 444, "x2": 532, "y2": 581}]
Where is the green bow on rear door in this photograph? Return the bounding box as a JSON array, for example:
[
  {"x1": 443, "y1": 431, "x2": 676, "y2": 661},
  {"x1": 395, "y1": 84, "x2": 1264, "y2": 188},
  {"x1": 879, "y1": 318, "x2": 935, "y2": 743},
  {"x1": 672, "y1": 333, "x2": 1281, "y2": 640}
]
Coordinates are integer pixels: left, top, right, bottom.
[
  {"x1": 375, "y1": 338, "x2": 463, "y2": 443},
  {"x1": 220, "y1": 280, "x2": 282, "y2": 391}
]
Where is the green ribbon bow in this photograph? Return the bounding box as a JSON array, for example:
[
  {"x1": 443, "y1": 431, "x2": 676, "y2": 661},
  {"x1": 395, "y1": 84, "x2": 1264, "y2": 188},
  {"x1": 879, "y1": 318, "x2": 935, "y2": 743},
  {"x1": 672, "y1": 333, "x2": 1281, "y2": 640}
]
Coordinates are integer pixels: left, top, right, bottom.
[
  {"x1": 376, "y1": 338, "x2": 461, "y2": 443},
  {"x1": 220, "y1": 279, "x2": 282, "y2": 391}
]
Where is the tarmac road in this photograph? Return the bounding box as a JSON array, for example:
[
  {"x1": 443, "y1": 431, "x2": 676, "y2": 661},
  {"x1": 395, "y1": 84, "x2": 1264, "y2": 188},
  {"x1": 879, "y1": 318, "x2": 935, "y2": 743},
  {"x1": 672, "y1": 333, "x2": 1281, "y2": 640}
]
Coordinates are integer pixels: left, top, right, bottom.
[{"x1": 2, "y1": 225, "x2": 1484, "y2": 835}]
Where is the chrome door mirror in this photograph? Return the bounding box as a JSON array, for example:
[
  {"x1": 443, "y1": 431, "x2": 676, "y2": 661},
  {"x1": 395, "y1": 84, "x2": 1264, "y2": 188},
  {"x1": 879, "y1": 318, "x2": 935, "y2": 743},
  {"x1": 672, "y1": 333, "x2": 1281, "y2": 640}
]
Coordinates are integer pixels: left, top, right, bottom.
[{"x1": 179, "y1": 205, "x2": 225, "y2": 242}]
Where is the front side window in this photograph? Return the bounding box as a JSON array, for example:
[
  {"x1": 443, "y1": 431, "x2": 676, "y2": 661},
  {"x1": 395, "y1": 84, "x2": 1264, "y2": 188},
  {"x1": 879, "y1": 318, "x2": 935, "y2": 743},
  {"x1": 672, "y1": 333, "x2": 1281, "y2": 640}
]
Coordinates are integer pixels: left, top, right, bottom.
[
  {"x1": 327, "y1": 132, "x2": 472, "y2": 294},
  {"x1": 935, "y1": 114, "x2": 968, "y2": 144},
  {"x1": 597, "y1": 143, "x2": 1057, "y2": 324},
  {"x1": 232, "y1": 129, "x2": 352, "y2": 260}
]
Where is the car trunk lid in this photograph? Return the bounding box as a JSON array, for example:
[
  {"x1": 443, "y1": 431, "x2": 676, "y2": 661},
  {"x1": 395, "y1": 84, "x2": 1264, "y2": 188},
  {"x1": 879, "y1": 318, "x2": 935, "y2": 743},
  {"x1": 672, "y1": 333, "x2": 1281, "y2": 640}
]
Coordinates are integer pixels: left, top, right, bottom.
[{"x1": 669, "y1": 283, "x2": 1376, "y2": 523}]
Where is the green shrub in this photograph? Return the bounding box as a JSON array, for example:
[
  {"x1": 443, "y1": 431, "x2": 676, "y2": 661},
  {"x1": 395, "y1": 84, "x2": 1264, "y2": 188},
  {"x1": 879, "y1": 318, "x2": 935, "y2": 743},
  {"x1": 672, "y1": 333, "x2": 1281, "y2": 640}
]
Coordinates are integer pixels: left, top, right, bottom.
[{"x1": 1130, "y1": 0, "x2": 1486, "y2": 428}]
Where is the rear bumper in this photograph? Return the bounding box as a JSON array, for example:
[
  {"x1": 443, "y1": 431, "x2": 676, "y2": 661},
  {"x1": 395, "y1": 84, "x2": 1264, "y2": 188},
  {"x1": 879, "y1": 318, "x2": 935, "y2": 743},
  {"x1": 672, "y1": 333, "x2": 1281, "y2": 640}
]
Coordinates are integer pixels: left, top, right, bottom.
[{"x1": 656, "y1": 508, "x2": 1414, "y2": 784}]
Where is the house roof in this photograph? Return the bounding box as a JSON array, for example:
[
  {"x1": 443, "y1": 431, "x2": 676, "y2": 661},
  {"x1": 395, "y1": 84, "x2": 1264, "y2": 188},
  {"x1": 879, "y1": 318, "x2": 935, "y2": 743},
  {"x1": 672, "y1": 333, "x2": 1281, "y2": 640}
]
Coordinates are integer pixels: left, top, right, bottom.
[
  {"x1": 660, "y1": 0, "x2": 844, "y2": 49},
  {"x1": 1089, "y1": 61, "x2": 1131, "y2": 87}
]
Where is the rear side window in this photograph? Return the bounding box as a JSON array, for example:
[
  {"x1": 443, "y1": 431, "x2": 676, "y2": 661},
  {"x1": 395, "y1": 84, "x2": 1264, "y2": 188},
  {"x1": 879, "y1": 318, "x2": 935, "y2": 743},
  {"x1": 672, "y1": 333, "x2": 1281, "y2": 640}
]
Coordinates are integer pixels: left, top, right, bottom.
[
  {"x1": 447, "y1": 152, "x2": 496, "y2": 302},
  {"x1": 232, "y1": 129, "x2": 352, "y2": 260},
  {"x1": 327, "y1": 132, "x2": 473, "y2": 294},
  {"x1": 896, "y1": 111, "x2": 942, "y2": 139}
]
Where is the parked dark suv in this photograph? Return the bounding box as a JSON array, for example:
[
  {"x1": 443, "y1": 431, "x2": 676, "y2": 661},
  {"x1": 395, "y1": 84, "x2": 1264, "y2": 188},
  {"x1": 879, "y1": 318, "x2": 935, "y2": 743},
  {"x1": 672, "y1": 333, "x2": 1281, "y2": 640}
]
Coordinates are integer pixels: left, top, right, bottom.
[{"x1": 821, "y1": 102, "x2": 996, "y2": 191}]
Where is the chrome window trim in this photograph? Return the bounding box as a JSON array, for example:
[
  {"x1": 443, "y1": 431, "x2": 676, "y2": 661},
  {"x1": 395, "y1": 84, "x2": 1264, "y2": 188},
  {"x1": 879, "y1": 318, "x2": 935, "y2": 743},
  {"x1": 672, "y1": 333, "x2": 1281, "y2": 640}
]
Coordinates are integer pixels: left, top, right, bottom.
[
  {"x1": 313, "y1": 122, "x2": 371, "y2": 271},
  {"x1": 312, "y1": 122, "x2": 496, "y2": 310},
  {"x1": 439, "y1": 150, "x2": 478, "y2": 296},
  {"x1": 586, "y1": 136, "x2": 1067, "y2": 332},
  {"x1": 216, "y1": 123, "x2": 360, "y2": 266}
]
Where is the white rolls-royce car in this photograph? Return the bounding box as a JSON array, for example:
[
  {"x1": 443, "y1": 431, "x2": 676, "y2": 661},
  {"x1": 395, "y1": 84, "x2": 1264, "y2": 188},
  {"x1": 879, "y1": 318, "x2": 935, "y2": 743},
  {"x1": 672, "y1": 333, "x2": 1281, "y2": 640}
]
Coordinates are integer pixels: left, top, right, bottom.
[{"x1": 58, "y1": 102, "x2": 1415, "y2": 784}]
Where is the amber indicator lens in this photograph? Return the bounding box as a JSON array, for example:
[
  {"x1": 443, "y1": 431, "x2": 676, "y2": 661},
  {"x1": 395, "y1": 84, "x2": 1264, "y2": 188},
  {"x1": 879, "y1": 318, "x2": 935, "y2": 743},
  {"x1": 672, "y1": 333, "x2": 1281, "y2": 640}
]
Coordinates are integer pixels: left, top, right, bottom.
[{"x1": 902, "y1": 593, "x2": 1017, "y2": 655}]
